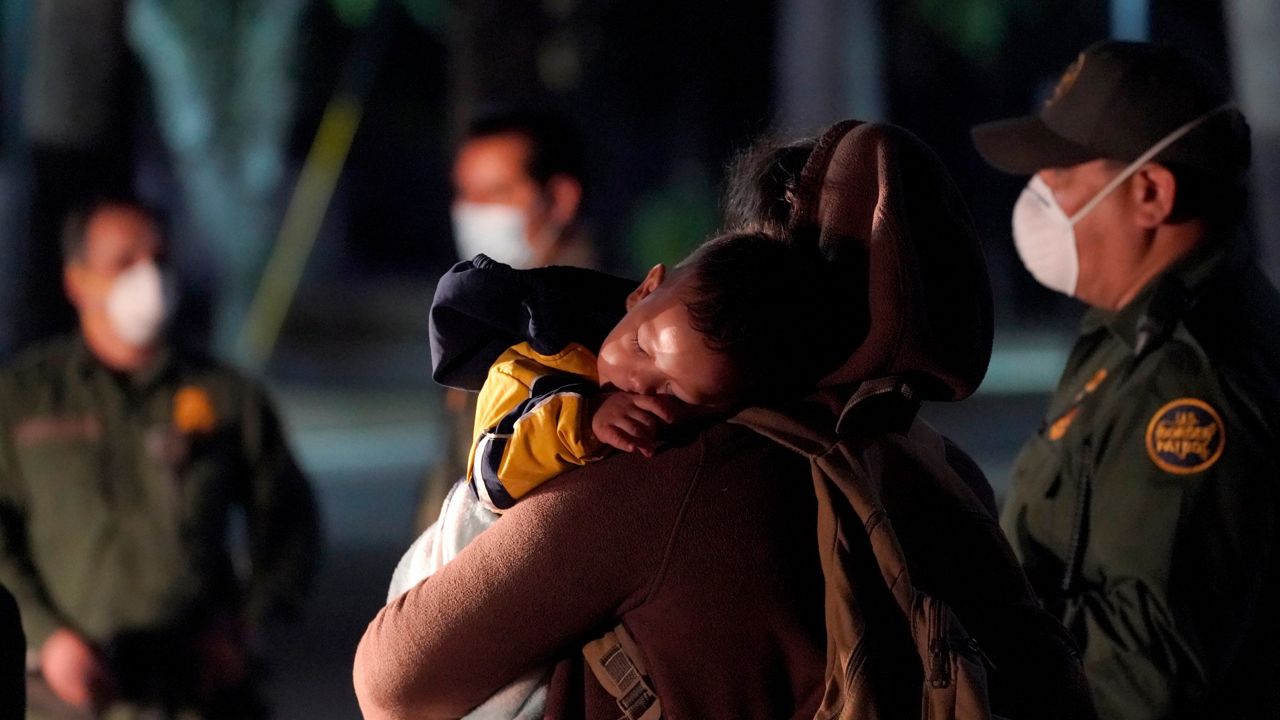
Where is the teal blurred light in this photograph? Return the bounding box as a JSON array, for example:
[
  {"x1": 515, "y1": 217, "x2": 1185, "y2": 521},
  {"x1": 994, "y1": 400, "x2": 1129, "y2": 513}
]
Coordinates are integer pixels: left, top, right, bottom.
[
  {"x1": 914, "y1": 0, "x2": 1012, "y2": 64},
  {"x1": 1110, "y1": 0, "x2": 1149, "y2": 40},
  {"x1": 329, "y1": 0, "x2": 449, "y2": 32},
  {"x1": 330, "y1": 0, "x2": 378, "y2": 27},
  {"x1": 401, "y1": 0, "x2": 449, "y2": 32}
]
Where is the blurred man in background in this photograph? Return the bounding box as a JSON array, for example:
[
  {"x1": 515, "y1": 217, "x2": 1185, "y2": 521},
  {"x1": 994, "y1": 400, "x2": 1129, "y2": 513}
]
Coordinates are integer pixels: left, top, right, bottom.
[
  {"x1": 0, "y1": 197, "x2": 322, "y2": 719},
  {"x1": 417, "y1": 109, "x2": 597, "y2": 530},
  {"x1": 450, "y1": 109, "x2": 595, "y2": 270},
  {"x1": 973, "y1": 40, "x2": 1280, "y2": 719}
]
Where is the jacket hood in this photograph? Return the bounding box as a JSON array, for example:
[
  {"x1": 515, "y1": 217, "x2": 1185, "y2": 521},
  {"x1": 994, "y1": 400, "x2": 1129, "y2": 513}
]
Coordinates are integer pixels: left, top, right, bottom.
[
  {"x1": 792, "y1": 120, "x2": 993, "y2": 402},
  {"x1": 429, "y1": 255, "x2": 634, "y2": 391}
]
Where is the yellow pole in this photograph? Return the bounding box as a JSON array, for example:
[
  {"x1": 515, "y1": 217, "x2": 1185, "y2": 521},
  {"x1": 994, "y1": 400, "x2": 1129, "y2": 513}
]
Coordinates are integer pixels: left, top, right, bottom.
[{"x1": 238, "y1": 95, "x2": 363, "y2": 371}]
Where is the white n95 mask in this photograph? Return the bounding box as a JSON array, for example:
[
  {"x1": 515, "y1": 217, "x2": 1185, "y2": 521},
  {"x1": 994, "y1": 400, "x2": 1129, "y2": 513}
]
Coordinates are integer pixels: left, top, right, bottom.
[
  {"x1": 1011, "y1": 102, "x2": 1233, "y2": 297},
  {"x1": 105, "y1": 260, "x2": 170, "y2": 347},
  {"x1": 1011, "y1": 175, "x2": 1081, "y2": 296},
  {"x1": 451, "y1": 202, "x2": 535, "y2": 268}
]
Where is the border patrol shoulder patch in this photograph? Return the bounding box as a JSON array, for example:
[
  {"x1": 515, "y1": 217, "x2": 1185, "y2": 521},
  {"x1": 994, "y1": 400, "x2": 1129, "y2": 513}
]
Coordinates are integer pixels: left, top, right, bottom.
[{"x1": 1145, "y1": 398, "x2": 1225, "y2": 474}]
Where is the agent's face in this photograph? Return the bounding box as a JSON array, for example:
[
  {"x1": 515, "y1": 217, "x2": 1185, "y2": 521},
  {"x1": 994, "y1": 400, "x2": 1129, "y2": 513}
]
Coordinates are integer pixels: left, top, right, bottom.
[
  {"x1": 1036, "y1": 159, "x2": 1142, "y2": 309},
  {"x1": 64, "y1": 206, "x2": 165, "y2": 347},
  {"x1": 452, "y1": 133, "x2": 553, "y2": 254},
  {"x1": 597, "y1": 266, "x2": 741, "y2": 411}
]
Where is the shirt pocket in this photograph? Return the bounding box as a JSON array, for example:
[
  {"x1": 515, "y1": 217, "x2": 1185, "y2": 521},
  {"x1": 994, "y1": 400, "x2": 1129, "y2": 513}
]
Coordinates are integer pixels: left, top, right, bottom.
[
  {"x1": 171, "y1": 427, "x2": 240, "y2": 547},
  {"x1": 1008, "y1": 431, "x2": 1083, "y2": 585},
  {"x1": 14, "y1": 437, "x2": 110, "y2": 557},
  {"x1": 1011, "y1": 430, "x2": 1066, "y2": 501}
]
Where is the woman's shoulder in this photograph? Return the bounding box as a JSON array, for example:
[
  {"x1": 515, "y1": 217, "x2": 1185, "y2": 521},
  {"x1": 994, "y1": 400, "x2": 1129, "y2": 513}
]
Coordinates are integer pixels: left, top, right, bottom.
[{"x1": 512, "y1": 421, "x2": 802, "y2": 529}]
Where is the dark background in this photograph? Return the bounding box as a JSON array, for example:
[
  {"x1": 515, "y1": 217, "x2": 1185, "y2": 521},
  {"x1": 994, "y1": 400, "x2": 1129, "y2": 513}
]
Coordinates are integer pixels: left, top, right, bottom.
[{"x1": 1, "y1": 1, "x2": 1277, "y2": 716}]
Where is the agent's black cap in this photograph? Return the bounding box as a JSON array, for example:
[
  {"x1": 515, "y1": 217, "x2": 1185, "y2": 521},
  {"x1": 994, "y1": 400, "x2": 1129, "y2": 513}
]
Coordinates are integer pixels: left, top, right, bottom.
[{"x1": 972, "y1": 40, "x2": 1250, "y2": 176}]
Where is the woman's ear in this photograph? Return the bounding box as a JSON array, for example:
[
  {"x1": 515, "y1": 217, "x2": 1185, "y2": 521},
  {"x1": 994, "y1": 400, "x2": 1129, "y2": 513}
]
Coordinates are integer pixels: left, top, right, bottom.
[
  {"x1": 1130, "y1": 163, "x2": 1177, "y2": 228},
  {"x1": 625, "y1": 264, "x2": 666, "y2": 310}
]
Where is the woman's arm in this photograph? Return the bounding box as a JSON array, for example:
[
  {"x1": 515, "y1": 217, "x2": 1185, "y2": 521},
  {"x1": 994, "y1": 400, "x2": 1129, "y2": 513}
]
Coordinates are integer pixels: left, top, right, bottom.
[{"x1": 353, "y1": 440, "x2": 701, "y2": 719}]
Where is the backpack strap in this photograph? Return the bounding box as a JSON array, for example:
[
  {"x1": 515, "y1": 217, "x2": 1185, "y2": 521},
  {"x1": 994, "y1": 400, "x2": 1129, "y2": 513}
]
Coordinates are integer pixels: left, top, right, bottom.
[
  {"x1": 583, "y1": 624, "x2": 663, "y2": 720},
  {"x1": 736, "y1": 379, "x2": 998, "y2": 719},
  {"x1": 733, "y1": 379, "x2": 924, "y2": 607}
]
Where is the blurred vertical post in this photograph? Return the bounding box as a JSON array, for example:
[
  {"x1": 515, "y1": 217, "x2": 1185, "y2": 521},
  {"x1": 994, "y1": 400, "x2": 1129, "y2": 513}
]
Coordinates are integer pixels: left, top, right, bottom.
[
  {"x1": 0, "y1": 0, "x2": 29, "y2": 357},
  {"x1": 238, "y1": 5, "x2": 390, "y2": 372},
  {"x1": 1110, "y1": 0, "x2": 1149, "y2": 40},
  {"x1": 127, "y1": 0, "x2": 307, "y2": 361},
  {"x1": 776, "y1": 0, "x2": 885, "y2": 135},
  {"x1": 1225, "y1": 0, "x2": 1280, "y2": 287},
  {"x1": 448, "y1": 0, "x2": 550, "y2": 136},
  {"x1": 19, "y1": 0, "x2": 134, "y2": 347}
]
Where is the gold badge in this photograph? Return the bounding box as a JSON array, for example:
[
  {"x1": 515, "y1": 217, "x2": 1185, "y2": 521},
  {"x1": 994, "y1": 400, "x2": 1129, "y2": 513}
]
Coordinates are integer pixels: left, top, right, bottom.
[
  {"x1": 1048, "y1": 407, "x2": 1079, "y2": 441},
  {"x1": 1045, "y1": 52, "x2": 1086, "y2": 109},
  {"x1": 1145, "y1": 398, "x2": 1225, "y2": 475},
  {"x1": 173, "y1": 386, "x2": 218, "y2": 434},
  {"x1": 1046, "y1": 368, "x2": 1109, "y2": 441},
  {"x1": 1083, "y1": 367, "x2": 1108, "y2": 394}
]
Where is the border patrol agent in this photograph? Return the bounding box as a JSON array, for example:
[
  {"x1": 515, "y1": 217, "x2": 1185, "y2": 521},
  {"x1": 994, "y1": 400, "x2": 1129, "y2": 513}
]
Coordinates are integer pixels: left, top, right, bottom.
[
  {"x1": 0, "y1": 198, "x2": 321, "y2": 719},
  {"x1": 972, "y1": 40, "x2": 1280, "y2": 719}
]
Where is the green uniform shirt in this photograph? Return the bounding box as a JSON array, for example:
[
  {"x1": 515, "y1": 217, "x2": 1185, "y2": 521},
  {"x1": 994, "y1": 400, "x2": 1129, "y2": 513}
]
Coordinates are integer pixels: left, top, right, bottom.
[
  {"x1": 1001, "y1": 245, "x2": 1280, "y2": 719},
  {"x1": 0, "y1": 335, "x2": 320, "y2": 660}
]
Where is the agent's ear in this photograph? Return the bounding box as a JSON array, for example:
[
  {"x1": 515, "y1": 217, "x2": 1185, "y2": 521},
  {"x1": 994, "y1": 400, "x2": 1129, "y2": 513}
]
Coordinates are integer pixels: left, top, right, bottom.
[
  {"x1": 1130, "y1": 163, "x2": 1177, "y2": 228},
  {"x1": 626, "y1": 264, "x2": 666, "y2": 310},
  {"x1": 63, "y1": 263, "x2": 86, "y2": 310},
  {"x1": 545, "y1": 174, "x2": 582, "y2": 227}
]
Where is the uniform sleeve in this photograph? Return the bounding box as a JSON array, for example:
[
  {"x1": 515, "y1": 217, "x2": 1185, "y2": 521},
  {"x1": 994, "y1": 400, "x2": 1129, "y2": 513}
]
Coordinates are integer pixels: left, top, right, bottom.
[
  {"x1": 0, "y1": 379, "x2": 64, "y2": 648},
  {"x1": 1062, "y1": 349, "x2": 1276, "y2": 719},
  {"x1": 469, "y1": 356, "x2": 602, "y2": 513},
  {"x1": 239, "y1": 384, "x2": 323, "y2": 627}
]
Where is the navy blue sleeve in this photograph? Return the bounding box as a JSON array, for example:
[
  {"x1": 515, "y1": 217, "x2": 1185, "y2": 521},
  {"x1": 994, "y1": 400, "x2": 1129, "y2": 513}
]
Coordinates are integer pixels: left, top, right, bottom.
[{"x1": 429, "y1": 255, "x2": 634, "y2": 391}]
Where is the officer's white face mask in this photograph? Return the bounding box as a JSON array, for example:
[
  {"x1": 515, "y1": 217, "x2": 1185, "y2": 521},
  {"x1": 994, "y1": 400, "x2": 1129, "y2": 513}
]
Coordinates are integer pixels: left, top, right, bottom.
[
  {"x1": 105, "y1": 260, "x2": 170, "y2": 348},
  {"x1": 451, "y1": 202, "x2": 536, "y2": 268},
  {"x1": 1011, "y1": 175, "x2": 1083, "y2": 296},
  {"x1": 1011, "y1": 103, "x2": 1232, "y2": 297}
]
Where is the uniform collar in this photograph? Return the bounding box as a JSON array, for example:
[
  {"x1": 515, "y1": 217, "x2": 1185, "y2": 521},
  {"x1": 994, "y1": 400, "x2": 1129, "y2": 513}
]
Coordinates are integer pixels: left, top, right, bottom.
[
  {"x1": 1080, "y1": 241, "x2": 1226, "y2": 353},
  {"x1": 71, "y1": 334, "x2": 177, "y2": 391}
]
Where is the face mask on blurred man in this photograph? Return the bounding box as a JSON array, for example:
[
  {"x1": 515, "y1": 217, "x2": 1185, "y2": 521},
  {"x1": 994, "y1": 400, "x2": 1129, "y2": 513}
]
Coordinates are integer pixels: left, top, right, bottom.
[
  {"x1": 105, "y1": 260, "x2": 170, "y2": 348},
  {"x1": 451, "y1": 202, "x2": 537, "y2": 269}
]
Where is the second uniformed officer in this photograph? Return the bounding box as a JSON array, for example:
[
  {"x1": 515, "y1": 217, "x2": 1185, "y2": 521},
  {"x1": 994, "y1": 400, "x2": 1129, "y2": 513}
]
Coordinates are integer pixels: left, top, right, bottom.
[
  {"x1": 973, "y1": 40, "x2": 1280, "y2": 719},
  {"x1": 0, "y1": 197, "x2": 321, "y2": 719}
]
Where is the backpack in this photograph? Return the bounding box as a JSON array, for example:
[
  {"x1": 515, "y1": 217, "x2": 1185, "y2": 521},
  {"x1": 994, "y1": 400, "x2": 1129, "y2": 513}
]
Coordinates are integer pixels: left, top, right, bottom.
[
  {"x1": 584, "y1": 381, "x2": 1094, "y2": 720},
  {"x1": 732, "y1": 383, "x2": 995, "y2": 720}
]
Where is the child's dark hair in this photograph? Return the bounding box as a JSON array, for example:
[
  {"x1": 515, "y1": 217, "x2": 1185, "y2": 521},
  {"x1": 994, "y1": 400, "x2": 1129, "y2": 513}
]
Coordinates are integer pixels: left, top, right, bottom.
[{"x1": 677, "y1": 231, "x2": 839, "y2": 399}]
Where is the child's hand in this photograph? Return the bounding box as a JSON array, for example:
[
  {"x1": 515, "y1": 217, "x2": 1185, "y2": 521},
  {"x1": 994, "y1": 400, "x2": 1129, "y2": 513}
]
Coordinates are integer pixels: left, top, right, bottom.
[{"x1": 591, "y1": 392, "x2": 681, "y2": 457}]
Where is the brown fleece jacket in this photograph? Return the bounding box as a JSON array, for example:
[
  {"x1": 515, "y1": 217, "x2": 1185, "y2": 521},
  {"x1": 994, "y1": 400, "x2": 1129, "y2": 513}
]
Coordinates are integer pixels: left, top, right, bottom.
[{"x1": 354, "y1": 422, "x2": 826, "y2": 719}]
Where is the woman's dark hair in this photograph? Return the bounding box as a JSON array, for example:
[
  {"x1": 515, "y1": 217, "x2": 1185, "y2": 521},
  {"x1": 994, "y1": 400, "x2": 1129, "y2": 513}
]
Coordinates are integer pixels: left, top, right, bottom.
[
  {"x1": 721, "y1": 137, "x2": 816, "y2": 237},
  {"x1": 676, "y1": 230, "x2": 838, "y2": 399}
]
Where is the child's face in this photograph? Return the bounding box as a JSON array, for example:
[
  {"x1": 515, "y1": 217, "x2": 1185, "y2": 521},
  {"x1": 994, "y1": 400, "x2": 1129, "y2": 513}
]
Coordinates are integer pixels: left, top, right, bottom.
[{"x1": 597, "y1": 265, "x2": 740, "y2": 411}]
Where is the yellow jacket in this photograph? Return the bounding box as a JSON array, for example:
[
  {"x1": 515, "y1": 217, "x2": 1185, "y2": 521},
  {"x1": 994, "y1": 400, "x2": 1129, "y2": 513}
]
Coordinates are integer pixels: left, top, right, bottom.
[{"x1": 468, "y1": 341, "x2": 604, "y2": 512}]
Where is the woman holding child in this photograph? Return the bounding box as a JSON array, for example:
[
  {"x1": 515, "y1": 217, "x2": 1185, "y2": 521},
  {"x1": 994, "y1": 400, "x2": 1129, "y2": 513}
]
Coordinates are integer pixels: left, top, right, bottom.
[{"x1": 354, "y1": 120, "x2": 1095, "y2": 719}]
